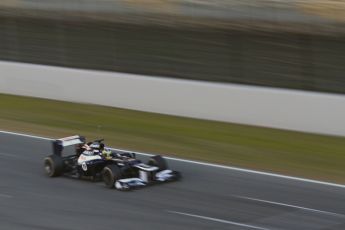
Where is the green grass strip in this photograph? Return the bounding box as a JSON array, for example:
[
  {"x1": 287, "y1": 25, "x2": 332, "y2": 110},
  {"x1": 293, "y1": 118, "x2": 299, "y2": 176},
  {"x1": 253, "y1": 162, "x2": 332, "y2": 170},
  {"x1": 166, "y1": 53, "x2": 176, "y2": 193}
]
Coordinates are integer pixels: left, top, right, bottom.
[{"x1": 1, "y1": 93, "x2": 344, "y2": 183}]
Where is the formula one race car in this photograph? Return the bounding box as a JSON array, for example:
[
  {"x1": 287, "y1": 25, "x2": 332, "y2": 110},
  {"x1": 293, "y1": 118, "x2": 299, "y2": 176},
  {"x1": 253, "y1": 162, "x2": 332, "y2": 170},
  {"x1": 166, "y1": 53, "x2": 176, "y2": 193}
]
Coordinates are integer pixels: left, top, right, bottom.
[{"x1": 43, "y1": 135, "x2": 180, "y2": 190}]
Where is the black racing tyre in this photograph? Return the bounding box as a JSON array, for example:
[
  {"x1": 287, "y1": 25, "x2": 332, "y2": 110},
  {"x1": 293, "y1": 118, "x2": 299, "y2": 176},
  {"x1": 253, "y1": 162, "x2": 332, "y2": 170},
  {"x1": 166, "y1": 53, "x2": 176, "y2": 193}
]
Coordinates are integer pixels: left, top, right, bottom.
[
  {"x1": 102, "y1": 164, "x2": 122, "y2": 188},
  {"x1": 44, "y1": 154, "x2": 64, "y2": 177},
  {"x1": 148, "y1": 155, "x2": 167, "y2": 171}
]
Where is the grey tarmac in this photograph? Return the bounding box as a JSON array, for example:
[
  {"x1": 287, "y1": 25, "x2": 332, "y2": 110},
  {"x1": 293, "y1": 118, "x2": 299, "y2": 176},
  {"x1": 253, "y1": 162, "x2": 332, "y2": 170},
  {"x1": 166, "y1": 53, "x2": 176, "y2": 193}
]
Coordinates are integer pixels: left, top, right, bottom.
[{"x1": 0, "y1": 132, "x2": 344, "y2": 230}]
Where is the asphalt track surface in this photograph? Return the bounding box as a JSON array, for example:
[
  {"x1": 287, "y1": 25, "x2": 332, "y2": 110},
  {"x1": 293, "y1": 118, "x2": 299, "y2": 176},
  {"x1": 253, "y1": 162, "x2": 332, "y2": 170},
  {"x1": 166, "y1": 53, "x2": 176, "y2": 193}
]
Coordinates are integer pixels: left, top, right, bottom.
[{"x1": 0, "y1": 132, "x2": 344, "y2": 230}]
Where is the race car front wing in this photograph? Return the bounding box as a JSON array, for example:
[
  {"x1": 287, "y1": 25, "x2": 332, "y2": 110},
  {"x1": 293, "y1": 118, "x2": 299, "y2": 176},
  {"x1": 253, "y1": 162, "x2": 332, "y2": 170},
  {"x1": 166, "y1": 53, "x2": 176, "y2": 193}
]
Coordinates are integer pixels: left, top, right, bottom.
[{"x1": 115, "y1": 169, "x2": 180, "y2": 191}]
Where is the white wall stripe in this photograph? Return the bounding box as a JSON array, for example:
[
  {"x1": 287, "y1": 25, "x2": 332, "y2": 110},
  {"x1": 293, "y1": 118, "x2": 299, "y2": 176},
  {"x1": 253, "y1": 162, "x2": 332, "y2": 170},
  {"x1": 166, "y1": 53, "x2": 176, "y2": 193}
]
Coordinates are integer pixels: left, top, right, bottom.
[{"x1": 1, "y1": 61, "x2": 345, "y2": 136}]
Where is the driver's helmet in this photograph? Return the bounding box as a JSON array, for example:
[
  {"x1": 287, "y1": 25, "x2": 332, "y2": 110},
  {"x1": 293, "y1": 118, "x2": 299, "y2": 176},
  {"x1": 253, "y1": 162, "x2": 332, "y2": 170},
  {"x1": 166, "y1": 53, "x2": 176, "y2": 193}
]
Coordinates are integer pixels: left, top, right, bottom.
[{"x1": 102, "y1": 147, "x2": 112, "y2": 159}]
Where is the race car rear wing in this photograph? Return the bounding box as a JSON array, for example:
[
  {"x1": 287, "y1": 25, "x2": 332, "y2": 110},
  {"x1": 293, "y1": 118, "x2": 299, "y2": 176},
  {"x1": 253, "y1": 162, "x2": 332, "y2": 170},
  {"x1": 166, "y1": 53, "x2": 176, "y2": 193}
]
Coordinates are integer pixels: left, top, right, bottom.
[{"x1": 52, "y1": 135, "x2": 86, "y2": 156}]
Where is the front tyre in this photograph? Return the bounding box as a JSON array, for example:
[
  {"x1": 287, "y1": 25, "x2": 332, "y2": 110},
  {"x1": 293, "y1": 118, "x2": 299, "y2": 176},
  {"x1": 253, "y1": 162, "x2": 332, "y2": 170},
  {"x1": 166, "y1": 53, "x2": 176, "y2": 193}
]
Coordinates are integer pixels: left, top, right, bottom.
[
  {"x1": 102, "y1": 164, "x2": 122, "y2": 188},
  {"x1": 148, "y1": 155, "x2": 168, "y2": 171},
  {"x1": 44, "y1": 155, "x2": 64, "y2": 177}
]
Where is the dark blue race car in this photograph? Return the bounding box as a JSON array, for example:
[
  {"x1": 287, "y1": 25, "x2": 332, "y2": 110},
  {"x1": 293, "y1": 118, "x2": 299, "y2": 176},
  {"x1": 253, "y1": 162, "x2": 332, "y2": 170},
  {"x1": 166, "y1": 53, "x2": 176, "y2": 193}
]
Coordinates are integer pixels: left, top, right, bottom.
[{"x1": 44, "y1": 135, "x2": 181, "y2": 190}]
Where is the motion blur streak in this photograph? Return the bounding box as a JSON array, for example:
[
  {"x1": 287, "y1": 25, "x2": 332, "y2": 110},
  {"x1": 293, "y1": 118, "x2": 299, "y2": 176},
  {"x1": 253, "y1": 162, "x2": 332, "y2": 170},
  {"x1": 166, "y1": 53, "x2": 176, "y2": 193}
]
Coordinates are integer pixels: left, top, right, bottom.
[{"x1": 1, "y1": 1, "x2": 345, "y2": 94}]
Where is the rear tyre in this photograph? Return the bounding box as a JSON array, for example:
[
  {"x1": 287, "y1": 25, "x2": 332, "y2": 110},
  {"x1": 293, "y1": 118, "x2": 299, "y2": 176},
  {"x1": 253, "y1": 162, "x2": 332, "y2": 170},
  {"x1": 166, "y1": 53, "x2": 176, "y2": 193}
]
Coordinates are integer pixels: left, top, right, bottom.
[
  {"x1": 102, "y1": 164, "x2": 122, "y2": 188},
  {"x1": 148, "y1": 155, "x2": 167, "y2": 171},
  {"x1": 44, "y1": 155, "x2": 64, "y2": 177}
]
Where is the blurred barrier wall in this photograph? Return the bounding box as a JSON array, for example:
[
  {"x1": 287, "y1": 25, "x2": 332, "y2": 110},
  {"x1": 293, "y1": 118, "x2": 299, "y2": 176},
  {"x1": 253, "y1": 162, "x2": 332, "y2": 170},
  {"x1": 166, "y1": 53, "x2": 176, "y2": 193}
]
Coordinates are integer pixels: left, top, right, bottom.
[
  {"x1": 1, "y1": 16, "x2": 345, "y2": 94},
  {"x1": 1, "y1": 61, "x2": 344, "y2": 136}
]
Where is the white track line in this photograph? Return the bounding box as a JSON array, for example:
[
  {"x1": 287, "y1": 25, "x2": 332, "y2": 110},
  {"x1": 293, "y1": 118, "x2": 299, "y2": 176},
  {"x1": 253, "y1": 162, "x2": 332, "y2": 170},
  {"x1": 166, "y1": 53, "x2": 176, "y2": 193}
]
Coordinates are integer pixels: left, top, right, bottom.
[
  {"x1": 0, "y1": 130, "x2": 52, "y2": 141},
  {"x1": 236, "y1": 196, "x2": 344, "y2": 218},
  {"x1": 0, "y1": 152, "x2": 15, "y2": 157},
  {"x1": 0, "y1": 152, "x2": 22, "y2": 158},
  {"x1": 0, "y1": 193, "x2": 12, "y2": 198},
  {"x1": 167, "y1": 210, "x2": 270, "y2": 230},
  {"x1": 1, "y1": 130, "x2": 345, "y2": 189}
]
